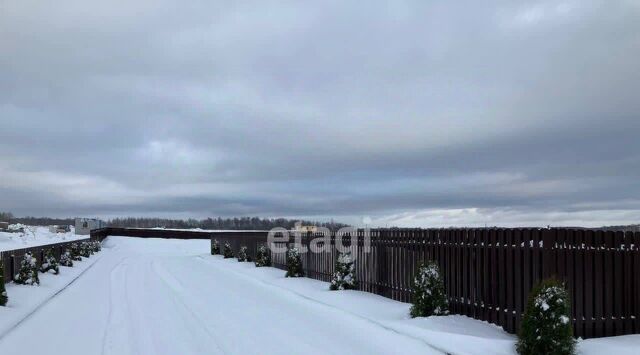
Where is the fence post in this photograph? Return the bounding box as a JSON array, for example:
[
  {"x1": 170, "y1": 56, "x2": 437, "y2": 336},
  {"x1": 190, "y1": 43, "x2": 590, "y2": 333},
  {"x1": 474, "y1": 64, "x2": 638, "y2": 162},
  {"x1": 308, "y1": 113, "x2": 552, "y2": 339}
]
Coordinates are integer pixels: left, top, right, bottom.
[
  {"x1": 10, "y1": 254, "x2": 15, "y2": 282},
  {"x1": 542, "y1": 228, "x2": 556, "y2": 280},
  {"x1": 1, "y1": 253, "x2": 6, "y2": 285}
]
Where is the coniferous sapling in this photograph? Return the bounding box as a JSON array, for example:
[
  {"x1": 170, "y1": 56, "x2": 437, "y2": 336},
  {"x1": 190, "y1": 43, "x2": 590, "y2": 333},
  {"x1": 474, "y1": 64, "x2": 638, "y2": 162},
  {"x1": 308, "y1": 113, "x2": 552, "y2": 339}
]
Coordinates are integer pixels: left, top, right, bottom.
[
  {"x1": 410, "y1": 261, "x2": 448, "y2": 317},
  {"x1": 330, "y1": 251, "x2": 357, "y2": 290},
  {"x1": 39, "y1": 249, "x2": 60, "y2": 275},
  {"x1": 223, "y1": 242, "x2": 234, "y2": 259},
  {"x1": 237, "y1": 246, "x2": 249, "y2": 262},
  {"x1": 14, "y1": 252, "x2": 40, "y2": 285},
  {"x1": 70, "y1": 243, "x2": 82, "y2": 261},
  {"x1": 0, "y1": 261, "x2": 7, "y2": 306},
  {"x1": 80, "y1": 242, "x2": 92, "y2": 257},
  {"x1": 211, "y1": 239, "x2": 220, "y2": 255},
  {"x1": 59, "y1": 249, "x2": 74, "y2": 267},
  {"x1": 285, "y1": 247, "x2": 304, "y2": 277},
  {"x1": 255, "y1": 245, "x2": 271, "y2": 267},
  {"x1": 517, "y1": 279, "x2": 576, "y2": 355}
]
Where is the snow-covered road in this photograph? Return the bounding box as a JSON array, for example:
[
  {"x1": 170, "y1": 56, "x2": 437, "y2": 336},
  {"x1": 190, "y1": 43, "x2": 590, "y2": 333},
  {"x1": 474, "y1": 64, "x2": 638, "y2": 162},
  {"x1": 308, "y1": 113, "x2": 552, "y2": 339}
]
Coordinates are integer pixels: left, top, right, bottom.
[{"x1": 0, "y1": 237, "x2": 442, "y2": 355}]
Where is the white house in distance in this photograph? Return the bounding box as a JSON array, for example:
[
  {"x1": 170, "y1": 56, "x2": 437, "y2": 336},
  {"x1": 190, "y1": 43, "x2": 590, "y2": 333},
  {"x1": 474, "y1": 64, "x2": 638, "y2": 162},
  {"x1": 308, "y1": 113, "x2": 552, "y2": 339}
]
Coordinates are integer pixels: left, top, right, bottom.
[
  {"x1": 294, "y1": 225, "x2": 318, "y2": 233},
  {"x1": 75, "y1": 218, "x2": 106, "y2": 235}
]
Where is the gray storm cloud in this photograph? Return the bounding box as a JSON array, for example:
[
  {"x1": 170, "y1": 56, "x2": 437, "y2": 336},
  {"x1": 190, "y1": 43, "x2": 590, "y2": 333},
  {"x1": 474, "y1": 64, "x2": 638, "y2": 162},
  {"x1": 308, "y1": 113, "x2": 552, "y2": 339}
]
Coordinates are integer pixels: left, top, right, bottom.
[{"x1": 1, "y1": 0, "x2": 639, "y2": 227}]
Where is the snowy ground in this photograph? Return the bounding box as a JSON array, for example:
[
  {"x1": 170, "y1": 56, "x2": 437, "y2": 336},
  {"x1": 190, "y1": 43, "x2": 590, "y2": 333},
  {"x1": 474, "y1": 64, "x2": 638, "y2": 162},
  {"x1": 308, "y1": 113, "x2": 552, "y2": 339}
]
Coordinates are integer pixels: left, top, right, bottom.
[
  {"x1": 0, "y1": 253, "x2": 102, "y2": 337},
  {"x1": 0, "y1": 236, "x2": 638, "y2": 355},
  {"x1": 0, "y1": 226, "x2": 87, "y2": 252}
]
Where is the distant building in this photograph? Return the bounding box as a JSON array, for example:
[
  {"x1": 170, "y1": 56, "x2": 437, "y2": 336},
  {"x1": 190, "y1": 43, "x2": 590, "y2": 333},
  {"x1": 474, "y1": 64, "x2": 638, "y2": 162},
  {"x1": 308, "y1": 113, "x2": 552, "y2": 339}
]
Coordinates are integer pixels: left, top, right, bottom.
[
  {"x1": 295, "y1": 225, "x2": 318, "y2": 233},
  {"x1": 0, "y1": 221, "x2": 9, "y2": 231},
  {"x1": 75, "y1": 218, "x2": 106, "y2": 235}
]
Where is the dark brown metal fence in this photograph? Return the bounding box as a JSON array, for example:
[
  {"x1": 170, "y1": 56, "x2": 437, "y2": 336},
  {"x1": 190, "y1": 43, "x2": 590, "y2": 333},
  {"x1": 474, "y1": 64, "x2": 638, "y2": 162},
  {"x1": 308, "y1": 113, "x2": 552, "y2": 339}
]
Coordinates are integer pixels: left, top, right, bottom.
[
  {"x1": 211, "y1": 228, "x2": 640, "y2": 339},
  {"x1": 1, "y1": 234, "x2": 106, "y2": 284},
  {"x1": 91, "y1": 227, "x2": 214, "y2": 240}
]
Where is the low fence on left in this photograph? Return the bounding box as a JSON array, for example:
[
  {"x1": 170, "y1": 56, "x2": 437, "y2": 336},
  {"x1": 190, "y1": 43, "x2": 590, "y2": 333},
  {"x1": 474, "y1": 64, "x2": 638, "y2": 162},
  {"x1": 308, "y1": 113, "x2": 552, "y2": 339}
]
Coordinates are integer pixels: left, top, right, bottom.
[{"x1": 1, "y1": 234, "x2": 107, "y2": 284}]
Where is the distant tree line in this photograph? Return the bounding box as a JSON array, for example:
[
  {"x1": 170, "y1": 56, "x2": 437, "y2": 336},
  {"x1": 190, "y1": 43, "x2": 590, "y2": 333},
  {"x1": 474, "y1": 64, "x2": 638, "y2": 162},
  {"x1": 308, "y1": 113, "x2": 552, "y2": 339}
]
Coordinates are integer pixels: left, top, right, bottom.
[
  {"x1": 3, "y1": 211, "x2": 635, "y2": 231},
  {"x1": 594, "y1": 224, "x2": 640, "y2": 232},
  {"x1": 0, "y1": 212, "x2": 348, "y2": 231},
  {"x1": 107, "y1": 217, "x2": 348, "y2": 231},
  {"x1": 0, "y1": 212, "x2": 74, "y2": 226}
]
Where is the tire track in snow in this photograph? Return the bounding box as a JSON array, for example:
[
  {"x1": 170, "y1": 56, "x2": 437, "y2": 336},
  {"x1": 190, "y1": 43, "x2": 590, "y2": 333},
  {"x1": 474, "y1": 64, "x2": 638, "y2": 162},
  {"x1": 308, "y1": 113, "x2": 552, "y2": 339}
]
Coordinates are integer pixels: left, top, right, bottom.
[
  {"x1": 102, "y1": 256, "x2": 223, "y2": 355},
  {"x1": 162, "y1": 254, "x2": 332, "y2": 354},
  {"x1": 153, "y1": 257, "x2": 327, "y2": 354},
  {"x1": 100, "y1": 257, "x2": 140, "y2": 355},
  {"x1": 100, "y1": 257, "x2": 128, "y2": 355},
  {"x1": 100, "y1": 256, "x2": 154, "y2": 355},
  {"x1": 150, "y1": 259, "x2": 228, "y2": 354}
]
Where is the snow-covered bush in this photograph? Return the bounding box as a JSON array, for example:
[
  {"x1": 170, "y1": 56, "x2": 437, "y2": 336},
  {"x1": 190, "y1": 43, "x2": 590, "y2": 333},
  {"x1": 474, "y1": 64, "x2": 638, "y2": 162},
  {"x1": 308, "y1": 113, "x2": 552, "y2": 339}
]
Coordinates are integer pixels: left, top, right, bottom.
[
  {"x1": 330, "y1": 251, "x2": 357, "y2": 290},
  {"x1": 0, "y1": 261, "x2": 7, "y2": 306},
  {"x1": 80, "y1": 242, "x2": 92, "y2": 257},
  {"x1": 410, "y1": 261, "x2": 448, "y2": 317},
  {"x1": 14, "y1": 252, "x2": 40, "y2": 285},
  {"x1": 285, "y1": 247, "x2": 304, "y2": 277},
  {"x1": 70, "y1": 243, "x2": 82, "y2": 261},
  {"x1": 91, "y1": 240, "x2": 102, "y2": 253},
  {"x1": 59, "y1": 249, "x2": 73, "y2": 267},
  {"x1": 517, "y1": 279, "x2": 576, "y2": 355},
  {"x1": 237, "y1": 246, "x2": 249, "y2": 262},
  {"x1": 255, "y1": 245, "x2": 271, "y2": 267},
  {"x1": 39, "y1": 249, "x2": 60, "y2": 275},
  {"x1": 211, "y1": 239, "x2": 220, "y2": 255},
  {"x1": 223, "y1": 242, "x2": 234, "y2": 259}
]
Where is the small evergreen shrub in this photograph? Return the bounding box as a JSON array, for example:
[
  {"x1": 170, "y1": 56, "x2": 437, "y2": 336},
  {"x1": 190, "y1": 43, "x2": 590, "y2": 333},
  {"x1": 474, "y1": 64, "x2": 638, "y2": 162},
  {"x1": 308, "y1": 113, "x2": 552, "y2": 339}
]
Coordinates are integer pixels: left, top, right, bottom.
[
  {"x1": 70, "y1": 243, "x2": 82, "y2": 261},
  {"x1": 39, "y1": 249, "x2": 60, "y2": 275},
  {"x1": 223, "y1": 242, "x2": 234, "y2": 259},
  {"x1": 14, "y1": 252, "x2": 40, "y2": 286},
  {"x1": 237, "y1": 246, "x2": 249, "y2": 262},
  {"x1": 91, "y1": 241, "x2": 101, "y2": 253},
  {"x1": 517, "y1": 279, "x2": 576, "y2": 355},
  {"x1": 285, "y1": 247, "x2": 304, "y2": 277},
  {"x1": 59, "y1": 249, "x2": 74, "y2": 267},
  {"x1": 80, "y1": 242, "x2": 92, "y2": 257},
  {"x1": 211, "y1": 239, "x2": 220, "y2": 255},
  {"x1": 410, "y1": 261, "x2": 448, "y2": 317},
  {"x1": 330, "y1": 251, "x2": 357, "y2": 290},
  {"x1": 255, "y1": 245, "x2": 271, "y2": 267},
  {"x1": 0, "y1": 261, "x2": 7, "y2": 306}
]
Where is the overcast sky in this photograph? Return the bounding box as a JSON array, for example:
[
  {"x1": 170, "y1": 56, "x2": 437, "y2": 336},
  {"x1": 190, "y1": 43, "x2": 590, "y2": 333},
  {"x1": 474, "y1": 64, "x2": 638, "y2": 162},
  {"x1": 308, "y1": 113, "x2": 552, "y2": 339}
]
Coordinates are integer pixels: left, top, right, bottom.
[{"x1": 1, "y1": 0, "x2": 639, "y2": 227}]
